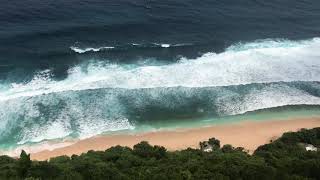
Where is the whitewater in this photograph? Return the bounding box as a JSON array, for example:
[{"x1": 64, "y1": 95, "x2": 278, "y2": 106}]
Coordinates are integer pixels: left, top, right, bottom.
[
  {"x1": 0, "y1": 38, "x2": 320, "y2": 147},
  {"x1": 1, "y1": 38, "x2": 320, "y2": 101}
]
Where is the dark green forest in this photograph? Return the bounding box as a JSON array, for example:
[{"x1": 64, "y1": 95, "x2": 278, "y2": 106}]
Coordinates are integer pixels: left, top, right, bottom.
[{"x1": 1, "y1": 128, "x2": 320, "y2": 180}]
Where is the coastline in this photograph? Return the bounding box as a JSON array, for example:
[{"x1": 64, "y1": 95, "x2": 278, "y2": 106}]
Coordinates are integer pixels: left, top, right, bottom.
[{"x1": 29, "y1": 116, "x2": 320, "y2": 161}]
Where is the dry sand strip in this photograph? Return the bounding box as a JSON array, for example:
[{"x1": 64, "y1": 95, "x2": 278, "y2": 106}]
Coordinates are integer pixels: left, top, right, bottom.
[{"x1": 31, "y1": 117, "x2": 320, "y2": 161}]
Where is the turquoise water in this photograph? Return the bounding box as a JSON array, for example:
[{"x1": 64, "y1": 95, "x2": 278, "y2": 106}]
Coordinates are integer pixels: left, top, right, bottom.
[
  {"x1": 0, "y1": 105, "x2": 319, "y2": 153},
  {"x1": 130, "y1": 105, "x2": 320, "y2": 133},
  {"x1": 95, "y1": 105, "x2": 320, "y2": 135}
]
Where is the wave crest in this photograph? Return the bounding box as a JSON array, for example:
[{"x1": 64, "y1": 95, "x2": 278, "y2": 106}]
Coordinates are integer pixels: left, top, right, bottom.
[
  {"x1": 0, "y1": 38, "x2": 320, "y2": 146},
  {"x1": 70, "y1": 43, "x2": 193, "y2": 54},
  {"x1": 0, "y1": 82, "x2": 319, "y2": 146},
  {"x1": 70, "y1": 46, "x2": 115, "y2": 53},
  {"x1": 2, "y1": 37, "x2": 320, "y2": 101}
]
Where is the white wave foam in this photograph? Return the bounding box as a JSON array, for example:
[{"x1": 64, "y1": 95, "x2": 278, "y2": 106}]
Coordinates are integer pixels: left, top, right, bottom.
[
  {"x1": 152, "y1": 43, "x2": 171, "y2": 48},
  {"x1": 17, "y1": 120, "x2": 72, "y2": 145},
  {"x1": 4, "y1": 38, "x2": 319, "y2": 146},
  {"x1": 16, "y1": 117, "x2": 134, "y2": 144},
  {"x1": 2, "y1": 38, "x2": 320, "y2": 102},
  {"x1": 161, "y1": 44, "x2": 170, "y2": 48},
  {"x1": 154, "y1": 43, "x2": 193, "y2": 48},
  {"x1": 1, "y1": 81, "x2": 319, "y2": 146},
  {"x1": 70, "y1": 46, "x2": 115, "y2": 53},
  {"x1": 78, "y1": 117, "x2": 134, "y2": 139},
  {"x1": 154, "y1": 43, "x2": 192, "y2": 48},
  {"x1": 217, "y1": 84, "x2": 320, "y2": 115},
  {"x1": 70, "y1": 42, "x2": 192, "y2": 54},
  {"x1": 226, "y1": 38, "x2": 309, "y2": 52},
  {"x1": 0, "y1": 89, "x2": 135, "y2": 145}
]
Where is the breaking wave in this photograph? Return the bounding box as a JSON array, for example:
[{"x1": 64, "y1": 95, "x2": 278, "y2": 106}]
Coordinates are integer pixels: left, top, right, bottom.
[
  {"x1": 70, "y1": 46, "x2": 115, "y2": 54},
  {"x1": 4, "y1": 38, "x2": 320, "y2": 101},
  {"x1": 0, "y1": 38, "x2": 320, "y2": 147},
  {"x1": 70, "y1": 43, "x2": 193, "y2": 54}
]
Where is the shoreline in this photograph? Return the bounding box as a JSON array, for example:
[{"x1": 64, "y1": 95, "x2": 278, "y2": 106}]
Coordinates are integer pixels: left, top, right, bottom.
[{"x1": 28, "y1": 116, "x2": 320, "y2": 161}]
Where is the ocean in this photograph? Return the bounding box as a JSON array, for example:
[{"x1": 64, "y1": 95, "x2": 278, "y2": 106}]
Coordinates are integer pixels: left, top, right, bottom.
[{"x1": 0, "y1": 0, "x2": 320, "y2": 150}]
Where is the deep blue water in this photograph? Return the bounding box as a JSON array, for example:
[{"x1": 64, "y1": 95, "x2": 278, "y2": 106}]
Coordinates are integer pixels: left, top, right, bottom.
[
  {"x1": 1, "y1": 0, "x2": 320, "y2": 80},
  {"x1": 0, "y1": 0, "x2": 320, "y2": 148}
]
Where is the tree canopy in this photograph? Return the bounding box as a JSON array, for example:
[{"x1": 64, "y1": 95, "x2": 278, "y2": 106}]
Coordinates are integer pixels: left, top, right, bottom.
[{"x1": 0, "y1": 127, "x2": 320, "y2": 180}]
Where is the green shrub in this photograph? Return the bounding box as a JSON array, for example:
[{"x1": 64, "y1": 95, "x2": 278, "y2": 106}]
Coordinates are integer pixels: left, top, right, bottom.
[{"x1": 0, "y1": 128, "x2": 320, "y2": 179}]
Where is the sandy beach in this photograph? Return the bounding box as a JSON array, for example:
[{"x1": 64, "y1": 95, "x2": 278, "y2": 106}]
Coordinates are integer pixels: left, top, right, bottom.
[{"x1": 26, "y1": 117, "x2": 320, "y2": 161}]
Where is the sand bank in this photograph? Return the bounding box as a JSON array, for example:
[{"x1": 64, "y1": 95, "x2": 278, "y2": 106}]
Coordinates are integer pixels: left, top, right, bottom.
[{"x1": 30, "y1": 117, "x2": 320, "y2": 160}]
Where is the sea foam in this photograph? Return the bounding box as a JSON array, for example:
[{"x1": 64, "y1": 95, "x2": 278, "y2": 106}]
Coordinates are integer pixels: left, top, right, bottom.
[
  {"x1": 2, "y1": 38, "x2": 320, "y2": 101},
  {"x1": 70, "y1": 43, "x2": 193, "y2": 53},
  {"x1": 0, "y1": 38, "x2": 319, "y2": 146},
  {"x1": 70, "y1": 46, "x2": 115, "y2": 53}
]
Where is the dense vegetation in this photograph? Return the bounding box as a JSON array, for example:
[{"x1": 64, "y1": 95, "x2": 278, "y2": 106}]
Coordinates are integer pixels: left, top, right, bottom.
[{"x1": 0, "y1": 128, "x2": 320, "y2": 180}]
